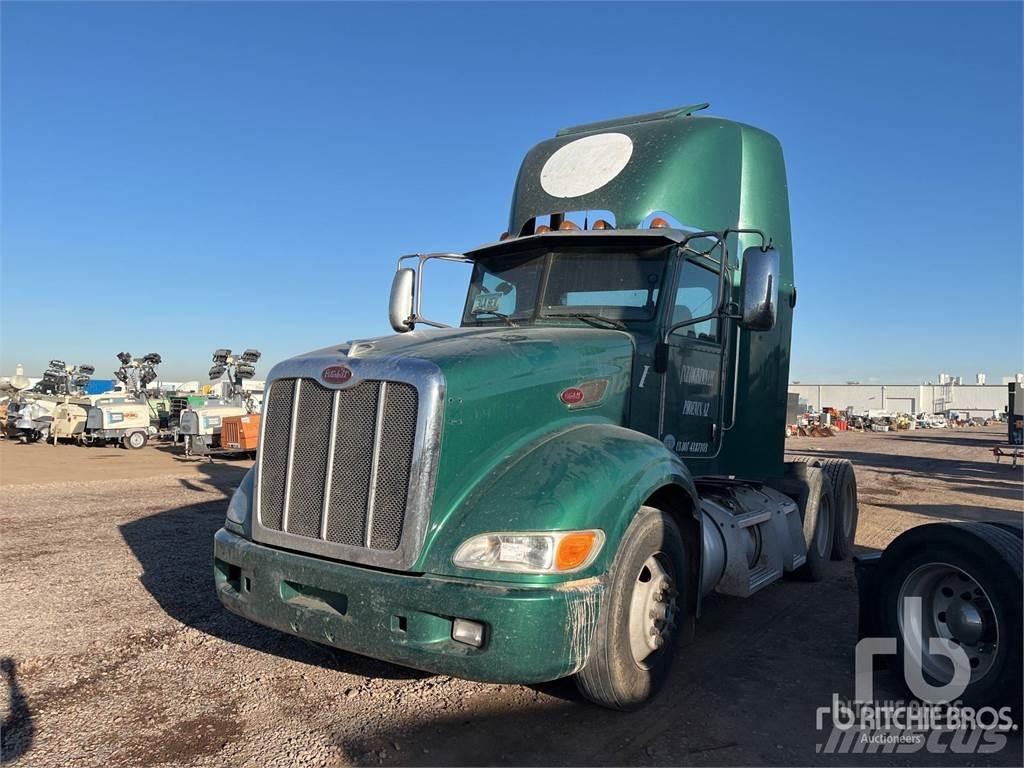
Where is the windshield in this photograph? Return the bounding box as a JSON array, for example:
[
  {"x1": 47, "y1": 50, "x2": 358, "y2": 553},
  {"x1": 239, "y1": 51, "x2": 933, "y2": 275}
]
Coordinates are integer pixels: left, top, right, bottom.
[{"x1": 461, "y1": 246, "x2": 670, "y2": 327}]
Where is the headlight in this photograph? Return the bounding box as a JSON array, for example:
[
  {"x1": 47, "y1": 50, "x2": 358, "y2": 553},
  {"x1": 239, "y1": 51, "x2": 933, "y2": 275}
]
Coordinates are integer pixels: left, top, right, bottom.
[
  {"x1": 453, "y1": 530, "x2": 605, "y2": 574},
  {"x1": 225, "y1": 468, "x2": 255, "y2": 533}
]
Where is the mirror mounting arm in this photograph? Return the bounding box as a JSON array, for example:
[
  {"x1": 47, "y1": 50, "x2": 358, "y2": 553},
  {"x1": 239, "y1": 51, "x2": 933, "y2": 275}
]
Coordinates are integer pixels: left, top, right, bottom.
[{"x1": 391, "y1": 252, "x2": 470, "y2": 332}]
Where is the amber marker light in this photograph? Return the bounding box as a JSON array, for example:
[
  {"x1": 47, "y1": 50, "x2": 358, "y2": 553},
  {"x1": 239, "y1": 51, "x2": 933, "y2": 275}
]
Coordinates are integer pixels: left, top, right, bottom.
[
  {"x1": 555, "y1": 531, "x2": 603, "y2": 571},
  {"x1": 558, "y1": 220, "x2": 580, "y2": 231},
  {"x1": 650, "y1": 217, "x2": 670, "y2": 229}
]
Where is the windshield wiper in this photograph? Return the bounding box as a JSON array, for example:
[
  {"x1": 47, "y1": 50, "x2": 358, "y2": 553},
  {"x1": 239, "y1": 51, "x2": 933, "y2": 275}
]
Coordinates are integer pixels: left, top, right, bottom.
[
  {"x1": 546, "y1": 312, "x2": 627, "y2": 330},
  {"x1": 471, "y1": 310, "x2": 519, "y2": 328}
]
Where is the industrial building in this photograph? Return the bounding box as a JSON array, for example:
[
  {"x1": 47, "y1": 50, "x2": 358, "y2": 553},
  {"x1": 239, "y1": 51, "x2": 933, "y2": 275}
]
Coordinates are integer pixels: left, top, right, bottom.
[{"x1": 789, "y1": 381, "x2": 1014, "y2": 418}]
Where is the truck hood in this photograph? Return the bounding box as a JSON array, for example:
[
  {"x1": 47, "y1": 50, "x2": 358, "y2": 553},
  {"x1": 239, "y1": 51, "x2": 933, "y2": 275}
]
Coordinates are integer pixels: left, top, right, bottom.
[
  {"x1": 274, "y1": 325, "x2": 636, "y2": 535},
  {"x1": 283, "y1": 326, "x2": 635, "y2": 410}
]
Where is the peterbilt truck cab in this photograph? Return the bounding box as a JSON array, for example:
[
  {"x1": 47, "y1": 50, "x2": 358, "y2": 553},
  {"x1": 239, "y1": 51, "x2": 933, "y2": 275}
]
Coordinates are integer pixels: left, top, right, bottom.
[{"x1": 214, "y1": 104, "x2": 858, "y2": 709}]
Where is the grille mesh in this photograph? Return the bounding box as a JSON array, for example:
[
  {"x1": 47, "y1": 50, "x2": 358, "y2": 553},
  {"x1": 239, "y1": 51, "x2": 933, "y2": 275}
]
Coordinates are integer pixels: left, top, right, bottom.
[
  {"x1": 258, "y1": 379, "x2": 296, "y2": 530},
  {"x1": 285, "y1": 382, "x2": 335, "y2": 537},
  {"x1": 325, "y1": 381, "x2": 380, "y2": 546},
  {"x1": 257, "y1": 376, "x2": 420, "y2": 554},
  {"x1": 369, "y1": 384, "x2": 418, "y2": 550}
]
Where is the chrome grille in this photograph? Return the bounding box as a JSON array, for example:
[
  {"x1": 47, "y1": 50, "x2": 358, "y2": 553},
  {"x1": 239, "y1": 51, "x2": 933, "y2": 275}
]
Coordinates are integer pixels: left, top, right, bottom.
[
  {"x1": 369, "y1": 384, "x2": 418, "y2": 550},
  {"x1": 259, "y1": 379, "x2": 296, "y2": 531},
  {"x1": 286, "y1": 382, "x2": 334, "y2": 538},
  {"x1": 257, "y1": 376, "x2": 420, "y2": 555},
  {"x1": 325, "y1": 383, "x2": 378, "y2": 546}
]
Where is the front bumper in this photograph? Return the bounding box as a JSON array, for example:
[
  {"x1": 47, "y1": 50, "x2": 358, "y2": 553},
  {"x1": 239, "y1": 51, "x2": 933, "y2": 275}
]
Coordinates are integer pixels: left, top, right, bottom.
[{"x1": 214, "y1": 528, "x2": 604, "y2": 684}]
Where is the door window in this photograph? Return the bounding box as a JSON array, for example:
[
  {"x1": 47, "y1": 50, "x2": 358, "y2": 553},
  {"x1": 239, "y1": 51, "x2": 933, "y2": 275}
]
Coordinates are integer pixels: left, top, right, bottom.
[{"x1": 672, "y1": 260, "x2": 720, "y2": 342}]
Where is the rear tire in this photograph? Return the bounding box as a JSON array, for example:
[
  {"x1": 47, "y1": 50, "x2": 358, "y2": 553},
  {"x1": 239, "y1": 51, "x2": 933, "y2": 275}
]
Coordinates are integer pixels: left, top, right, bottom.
[
  {"x1": 786, "y1": 456, "x2": 858, "y2": 560},
  {"x1": 576, "y1": 506, "x2": 688, "y2": 710},
  {"x1": 817, "y1": 458, "x2": 858, "y2": 560},
  {"x1": 788, "y1": 464, "x2": 834, "y2": 581}
]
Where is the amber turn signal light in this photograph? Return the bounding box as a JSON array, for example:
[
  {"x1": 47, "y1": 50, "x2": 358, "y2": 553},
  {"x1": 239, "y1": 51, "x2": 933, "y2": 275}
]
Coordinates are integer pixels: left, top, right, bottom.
[{"x1": 555, "y1": 531, "x2": 601, "y2": 571}]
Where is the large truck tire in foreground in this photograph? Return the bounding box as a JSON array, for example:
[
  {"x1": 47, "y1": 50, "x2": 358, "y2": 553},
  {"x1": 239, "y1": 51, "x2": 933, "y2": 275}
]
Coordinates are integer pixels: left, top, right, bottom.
[
  {"x1": 856, "y1": 522, "x2": 1022, "y2": 716},
  {"x1": 214, "y1": 104, "x2": 865, "y2": 709}
]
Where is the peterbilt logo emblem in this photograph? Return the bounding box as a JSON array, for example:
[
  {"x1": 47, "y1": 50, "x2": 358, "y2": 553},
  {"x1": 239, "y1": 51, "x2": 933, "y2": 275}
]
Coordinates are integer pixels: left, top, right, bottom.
[
  {"x1": 321, "y1": 365, "x2": 353, "y2": 384},
  {"x1": 560, "y1": 387, "x2": 585, "y2": 405}
]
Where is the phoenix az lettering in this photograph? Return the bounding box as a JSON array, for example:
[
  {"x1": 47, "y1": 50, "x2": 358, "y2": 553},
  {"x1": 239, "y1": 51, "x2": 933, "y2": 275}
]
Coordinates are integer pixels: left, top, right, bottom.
[{"x1": 681, "y1": 399, "x2": 711, "y2": 417}]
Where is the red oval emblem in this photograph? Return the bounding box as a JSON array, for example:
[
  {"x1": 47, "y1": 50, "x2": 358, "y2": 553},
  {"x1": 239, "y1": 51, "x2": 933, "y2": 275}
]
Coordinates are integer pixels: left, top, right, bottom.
[
  {"x1": 322, "y1": 365, "x2": 353, "y2": 384},
  {"x1": 560, "y1": 387, "x2": 585, "y2": 405}
]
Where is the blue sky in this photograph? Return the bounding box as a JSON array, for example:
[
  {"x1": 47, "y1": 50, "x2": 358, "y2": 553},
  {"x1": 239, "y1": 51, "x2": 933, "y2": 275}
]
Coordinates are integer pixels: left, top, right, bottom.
[{"x1": 2, "y1": 1, "x2": 1021, "y2": 383}]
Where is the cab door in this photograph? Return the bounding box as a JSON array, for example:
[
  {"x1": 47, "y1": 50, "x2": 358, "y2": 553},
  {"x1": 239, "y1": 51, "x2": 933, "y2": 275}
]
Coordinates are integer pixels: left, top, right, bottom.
[{"x1": 660, "y1": 253, "x2": 725, "y2": 463}]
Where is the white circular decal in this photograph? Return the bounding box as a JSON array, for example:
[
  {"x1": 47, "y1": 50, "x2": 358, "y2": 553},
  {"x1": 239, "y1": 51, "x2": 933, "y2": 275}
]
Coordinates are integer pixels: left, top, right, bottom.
[{"x1": 540, "y1": 132, "x2": 633, "y2": 199}]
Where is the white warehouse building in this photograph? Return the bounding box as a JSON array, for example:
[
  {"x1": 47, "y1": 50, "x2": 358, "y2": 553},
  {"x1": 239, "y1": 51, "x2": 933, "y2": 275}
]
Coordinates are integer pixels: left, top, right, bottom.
[{"x1": 789, "y1": 382, "x2": 1011, "y2": 418}]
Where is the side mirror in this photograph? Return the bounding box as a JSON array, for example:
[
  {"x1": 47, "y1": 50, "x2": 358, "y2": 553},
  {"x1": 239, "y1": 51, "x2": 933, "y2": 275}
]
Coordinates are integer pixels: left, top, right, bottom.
[
  {"x1": 739, "y1": 246, "x2": 780, "y2": 331},
  {"x1": 389, "y1": 268, "x2": 415, "y2": 333}
]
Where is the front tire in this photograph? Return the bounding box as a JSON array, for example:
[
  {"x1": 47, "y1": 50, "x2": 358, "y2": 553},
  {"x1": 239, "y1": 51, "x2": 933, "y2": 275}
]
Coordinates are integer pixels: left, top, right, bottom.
[{"x1": 576, "y1": 506, "x2": 688, "y2": 710}]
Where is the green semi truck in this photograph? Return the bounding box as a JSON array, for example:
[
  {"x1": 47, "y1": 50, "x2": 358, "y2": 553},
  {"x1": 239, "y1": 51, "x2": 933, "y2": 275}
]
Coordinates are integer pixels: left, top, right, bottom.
[{"x1": 214, "y1": 104, "x2": 861, "y2": 709}]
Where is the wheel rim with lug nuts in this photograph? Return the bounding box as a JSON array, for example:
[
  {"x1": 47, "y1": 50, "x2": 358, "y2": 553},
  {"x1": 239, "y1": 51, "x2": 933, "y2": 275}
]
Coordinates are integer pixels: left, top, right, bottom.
[
  {"x1": 628, "y1": 553, "x2": 677, "y2": 667},
  {"x1": 897, "y1": 563, "x2": 999, "y2": 684}
]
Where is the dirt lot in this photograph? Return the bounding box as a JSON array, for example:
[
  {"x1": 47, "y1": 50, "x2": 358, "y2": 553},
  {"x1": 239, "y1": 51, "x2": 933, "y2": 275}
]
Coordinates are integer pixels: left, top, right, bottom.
[{"x1": 1, "y1": 429, "x2": 1021, "y2": 767}]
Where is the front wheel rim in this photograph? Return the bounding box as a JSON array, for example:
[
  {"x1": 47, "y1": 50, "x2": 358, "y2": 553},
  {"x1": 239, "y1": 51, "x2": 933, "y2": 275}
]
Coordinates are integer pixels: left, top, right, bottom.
[
  {"x1": 627, "y1": 553, "x2": 677, "y2": 667},
  {"x1": 897, "y1": 563, "x2": 999, "y2": 684}
]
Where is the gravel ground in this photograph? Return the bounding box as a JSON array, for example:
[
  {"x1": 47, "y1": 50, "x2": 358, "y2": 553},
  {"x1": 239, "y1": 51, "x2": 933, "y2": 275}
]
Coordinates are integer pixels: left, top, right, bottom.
[{"x1": 0, "y1": 429, "x2": 1021, "y2": 767}]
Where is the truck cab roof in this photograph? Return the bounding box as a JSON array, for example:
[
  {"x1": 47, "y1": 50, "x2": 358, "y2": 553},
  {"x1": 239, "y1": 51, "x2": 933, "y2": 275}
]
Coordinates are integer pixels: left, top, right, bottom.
[{"x1": 506, "y1": 104, "x2": 792, "y2": 262}]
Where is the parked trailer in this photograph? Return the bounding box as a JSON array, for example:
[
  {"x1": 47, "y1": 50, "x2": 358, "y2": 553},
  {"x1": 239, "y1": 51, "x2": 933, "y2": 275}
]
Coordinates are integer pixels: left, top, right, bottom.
[
  {"x1": 213, "y1": 105, "x2": 861, "y2": 709},
  {"x1": 81, "y1": 353, "x2": 162, "y2": 449},
  {"x1": 179, "y1": 349, "x2": 262, "y2": 456},
  {"x1": 8, "y1": 361, "x2": 95, "y2": 443}
]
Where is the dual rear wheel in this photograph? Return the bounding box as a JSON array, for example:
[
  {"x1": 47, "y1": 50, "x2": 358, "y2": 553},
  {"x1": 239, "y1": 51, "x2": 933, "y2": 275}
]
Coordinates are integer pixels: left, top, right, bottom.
[{"x1": 787, "y1": 456, "x2": 858, "y2": 562}]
